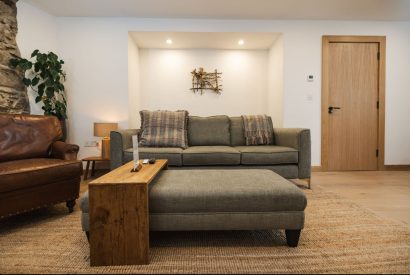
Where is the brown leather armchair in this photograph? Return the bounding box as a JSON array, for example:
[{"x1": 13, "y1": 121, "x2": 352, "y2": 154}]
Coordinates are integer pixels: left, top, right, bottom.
[{"x1": 0, "y1": 114, "x2": 83, "y2": 219}]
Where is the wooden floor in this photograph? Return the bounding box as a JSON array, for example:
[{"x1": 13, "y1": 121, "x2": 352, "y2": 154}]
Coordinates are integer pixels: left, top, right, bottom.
[
  {"x1": 82, "y1": 170, "x2": 410, "y2": 227},
  {"x1": 311, "y1": 171, "x2": 410, "y2": 227}
]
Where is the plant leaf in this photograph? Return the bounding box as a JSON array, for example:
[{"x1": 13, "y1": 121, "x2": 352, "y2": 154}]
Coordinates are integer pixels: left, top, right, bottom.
[
  {"x1": 34, "y1": 63, "x2": 40, "y2": 72},
  {"x1": 46, "y1": 87, "x2": 55, "y2": 98},
  {"x1": 31, "y1": 77, "x2": 40, "y2": 86},
  {"x1": 8, "y1": 58, "x2": 19, "y2": 68},
  {"x1": 37, "y1": 83, "x2": 45, "y2": 96},
  {"x1": 31, "y1": 49, "x2": 39, "y2": 58},
  {"x1": 22, "y1": 78, "x2": 31, "y2": 86}
]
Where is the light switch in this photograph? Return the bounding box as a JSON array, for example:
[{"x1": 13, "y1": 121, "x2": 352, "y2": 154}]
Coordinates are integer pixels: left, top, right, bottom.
[{"x1": 307, "y1": 75, "x2": 314, "y2": 82}]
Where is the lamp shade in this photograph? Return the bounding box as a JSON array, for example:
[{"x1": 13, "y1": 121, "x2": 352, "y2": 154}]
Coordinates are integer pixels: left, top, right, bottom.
[{"x1": 94, "y1": 122, "x2": 118, "y2": 137}]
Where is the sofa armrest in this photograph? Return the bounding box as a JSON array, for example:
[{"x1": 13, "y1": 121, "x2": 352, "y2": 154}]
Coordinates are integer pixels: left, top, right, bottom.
[
  {"x1": 274, "y1": 128, "x2": 311, "y2": 179},
  {"x1": 110, "y1": 129, "x2": 140, "y2": 170},
  {"x1": 51, "y1": 141, "x2": 80, "y2": 160}
]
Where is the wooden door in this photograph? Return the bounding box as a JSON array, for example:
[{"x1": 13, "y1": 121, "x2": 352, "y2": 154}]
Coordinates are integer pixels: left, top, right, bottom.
[{"x1": 322, "y1": 36, "x2": 385, "y2": 171}]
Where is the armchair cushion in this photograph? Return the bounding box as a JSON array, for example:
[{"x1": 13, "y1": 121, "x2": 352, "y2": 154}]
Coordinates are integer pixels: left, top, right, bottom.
[{"x1": 0, "y1": 158, "x2": 82, "y2": 193}]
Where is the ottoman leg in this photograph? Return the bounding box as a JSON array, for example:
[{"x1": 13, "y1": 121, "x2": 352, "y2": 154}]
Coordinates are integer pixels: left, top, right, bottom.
[
  {"x1": 285, "y1": 229, "x2": 301, "y2": 247},
  {"x1": 85, "y1": 231, "x2": 90, "y2": 242}
]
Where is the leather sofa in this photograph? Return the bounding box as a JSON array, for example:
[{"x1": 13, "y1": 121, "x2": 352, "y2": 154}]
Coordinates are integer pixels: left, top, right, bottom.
[
  {"x1": 111, "y1": 115, "x2": 311, "y2": 186},
  {"x1": 0, "y1": 114, "x2": 83, "y2": 219}
]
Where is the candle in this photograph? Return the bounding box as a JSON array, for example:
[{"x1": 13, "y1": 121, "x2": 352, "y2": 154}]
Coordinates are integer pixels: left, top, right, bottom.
[{"x1": 132, "y1": 135, "x2": 140, "y2": 171}]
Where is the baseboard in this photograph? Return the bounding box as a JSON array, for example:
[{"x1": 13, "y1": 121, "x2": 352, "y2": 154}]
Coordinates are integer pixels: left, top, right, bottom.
[
  {"x1": 311, "y1": 166, "x2": 322, "y2": 172},
  {"x1": 384, "y1": 165, "x2": 410, "y2": 171}
]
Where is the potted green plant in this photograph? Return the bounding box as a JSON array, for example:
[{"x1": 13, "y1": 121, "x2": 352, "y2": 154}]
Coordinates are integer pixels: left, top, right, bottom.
[{"x1": 9, "y1": 49, "x2": 68, "y2": 140}]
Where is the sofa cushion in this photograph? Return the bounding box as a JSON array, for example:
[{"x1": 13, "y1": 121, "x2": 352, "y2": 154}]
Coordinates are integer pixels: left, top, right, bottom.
[
  {"x1": 229, "y1": 116, "x2": 246, "y2": 146},
  {"x1": 182, "y1": 146, "x2": 240, "y2": 165},
  {"x1": 149, "y1": 169, "x2": 307, "y2": 213},
  {"x1": 139, "y1": 110, "x2": 189, "y2": 148},
  {"x1": 124, "y1": 147, "x2": 183, "y2": 166},
  {"x1": 0, "y1": 158, "x2": 82, "y2": 193},
  {"x1": 0, "y1": 114, "x2": 62, "y2": 162},
  {"x1": 235, "y1": 146, "x2": 298, "y2": 165},
  {"x1": 188, "y1": 116, "x2": 230, "y2": 146}
]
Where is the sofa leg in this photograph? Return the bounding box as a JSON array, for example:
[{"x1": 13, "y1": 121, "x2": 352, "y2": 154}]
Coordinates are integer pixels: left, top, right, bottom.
[
  {"x1": 66, "y1": 200, "x2": 76, "y2": 213},
  {"x1": 301, "y1": 178, "x2": 311, "y2": 189},
  {"x1": 85, "y1": 231, "x2": 90, "y2": 242},
  {"x1": 285, "y1": 229, "x2": 301, "y2": 247}
]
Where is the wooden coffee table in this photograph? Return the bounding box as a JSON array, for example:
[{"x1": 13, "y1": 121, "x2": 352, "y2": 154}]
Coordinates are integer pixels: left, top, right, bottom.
[{"x1": 88, "y1": 159, "x2": 168, "y2": 266}]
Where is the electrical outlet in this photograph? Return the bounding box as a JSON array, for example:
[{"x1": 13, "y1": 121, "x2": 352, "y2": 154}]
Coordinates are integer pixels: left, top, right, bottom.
[{"x1": 84, "y1": 141, "x2": 98, "y2": 147}]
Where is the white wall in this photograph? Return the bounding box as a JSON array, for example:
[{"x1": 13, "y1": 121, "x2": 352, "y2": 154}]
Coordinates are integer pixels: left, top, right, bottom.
[
  {"x1": 16, "y1": 9, "x2": 410, "y2": 164},
  {"x1": 16, "y1": 1, "x2": 58, "y2": 116},
  {"x1": 138, "y1": 49, "x2": 268, "y2": 118},
  {"x1": 128, "y1": 35, "x2": 140, "y2": 129},
  {"x1": 54, "y1": 18, "x2": 130, "y2": 158},
  {"x1": 267, "y1": 35, "x2": 284, "y2": 127},
  {"x1": 280, "y1": 21, "x2": 410, "y2": 165}
]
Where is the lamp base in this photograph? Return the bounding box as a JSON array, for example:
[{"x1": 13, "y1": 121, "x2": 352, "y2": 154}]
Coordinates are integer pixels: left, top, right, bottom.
[{"x1": 101, "y1": 138, "x2": 110, "y2": 160}]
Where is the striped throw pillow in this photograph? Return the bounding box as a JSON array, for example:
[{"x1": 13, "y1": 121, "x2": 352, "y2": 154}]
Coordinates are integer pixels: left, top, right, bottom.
[{"x1": 139, "y1": 110, "x2": 189, "y2": 148}]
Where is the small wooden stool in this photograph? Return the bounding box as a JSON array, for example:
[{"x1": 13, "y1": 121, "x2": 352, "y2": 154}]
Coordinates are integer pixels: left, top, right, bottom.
[{"x1": 82, "y1": 156, "x2": 109, "y2": 180}]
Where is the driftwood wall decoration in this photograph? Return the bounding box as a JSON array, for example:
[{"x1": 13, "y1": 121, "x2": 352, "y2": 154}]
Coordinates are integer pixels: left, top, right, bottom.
[{"x1": 190, "y1": 67, "x2": 222, "y2": 95}]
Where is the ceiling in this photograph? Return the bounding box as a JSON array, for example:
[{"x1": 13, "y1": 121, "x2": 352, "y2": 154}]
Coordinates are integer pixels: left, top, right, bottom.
[
  {"x1": 130, "y1": 32, "x2": 280, "y2": 50},
  {"x1": 24, "y1": 0, "x2": 410, "y2": 21}
]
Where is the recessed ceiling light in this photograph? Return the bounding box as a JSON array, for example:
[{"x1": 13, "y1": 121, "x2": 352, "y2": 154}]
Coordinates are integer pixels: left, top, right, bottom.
[
  {"x1": 238, "y1": 39, "x2": 245, "y2": 45},
  {"x1": 166, "y1": 39, "x2": 173, "y2": 44}
]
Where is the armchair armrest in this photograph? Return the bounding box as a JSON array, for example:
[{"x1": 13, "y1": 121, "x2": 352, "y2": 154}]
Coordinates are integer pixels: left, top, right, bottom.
[
  {"x1": 274, "y1": 128, "x2": 311, "y2": 179},
  {"x1": 51, "y1": 141, "x2": 80, "y2": 161},
  {"x1": 110, "y1": 129, "x2": 140, "y2": 170}
]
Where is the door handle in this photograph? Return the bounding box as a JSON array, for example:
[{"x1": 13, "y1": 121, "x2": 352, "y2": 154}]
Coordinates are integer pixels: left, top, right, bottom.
[{"x1": 328, "y1": 106, "x2": 341, "y2": 114}]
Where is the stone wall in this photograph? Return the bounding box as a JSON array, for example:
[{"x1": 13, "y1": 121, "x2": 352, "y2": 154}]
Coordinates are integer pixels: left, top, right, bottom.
[{"x1": 0, "y1": 0, "x2": 29, "y2": 114}]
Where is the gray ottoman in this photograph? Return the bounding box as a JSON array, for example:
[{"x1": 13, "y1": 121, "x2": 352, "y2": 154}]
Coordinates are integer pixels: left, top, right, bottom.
[{"x1": 80, "y1": 169, "x2": 307, "y2": 247}]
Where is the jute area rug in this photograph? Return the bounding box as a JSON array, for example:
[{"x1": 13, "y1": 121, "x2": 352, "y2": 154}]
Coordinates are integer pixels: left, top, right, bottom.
[{"x1": 0, "y1": 185, "x2": 409, "y2": 274}]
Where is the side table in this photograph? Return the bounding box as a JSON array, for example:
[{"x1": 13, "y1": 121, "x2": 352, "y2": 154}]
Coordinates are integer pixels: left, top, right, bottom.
[{"x1": 82, "y1": 156, "x2": 109, "y2": 180}]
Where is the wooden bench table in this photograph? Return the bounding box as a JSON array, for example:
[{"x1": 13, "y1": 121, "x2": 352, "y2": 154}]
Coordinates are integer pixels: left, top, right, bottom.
[{"x1": 88, "y1": 159, "x2": 168, "y2": 266}]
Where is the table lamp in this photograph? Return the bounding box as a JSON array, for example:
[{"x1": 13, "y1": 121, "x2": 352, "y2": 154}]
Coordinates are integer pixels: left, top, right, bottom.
[{"x1": 94, "y1": 122, "x2": 118, "y2": 159}]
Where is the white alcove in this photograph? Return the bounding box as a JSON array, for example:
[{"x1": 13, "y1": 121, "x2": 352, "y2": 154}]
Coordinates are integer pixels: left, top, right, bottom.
[{"x1": 128, "y1": 32, "x2": 284, "y2": 129}]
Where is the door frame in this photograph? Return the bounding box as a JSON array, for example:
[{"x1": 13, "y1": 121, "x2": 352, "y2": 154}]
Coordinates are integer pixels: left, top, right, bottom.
[{"x1": 321, "y1": 35, "x2": 386, "y2": 171}]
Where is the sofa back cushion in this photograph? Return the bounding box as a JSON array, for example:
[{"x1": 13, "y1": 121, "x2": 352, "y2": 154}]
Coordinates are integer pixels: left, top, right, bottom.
[
  {"x1": 0, "y1": 114, "x2": 62, "y2": 162},
  {"x1": 139, "y1": 110, "x2": 189, "y2": 148},
  {"x1": 188, "y1": 115, "x2": 230, "y2": 146},
  {"x1": 229, "y1": 117, "x2": 246, "y2": 146},
  {"x1": 229, "y1": 116, "x2": 275, "y2": 146}
]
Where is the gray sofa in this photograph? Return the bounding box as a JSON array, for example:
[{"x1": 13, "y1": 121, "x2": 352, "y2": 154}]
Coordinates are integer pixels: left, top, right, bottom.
[{"x1": 110, "y1": 115, "x2": 311, "y2": 186}]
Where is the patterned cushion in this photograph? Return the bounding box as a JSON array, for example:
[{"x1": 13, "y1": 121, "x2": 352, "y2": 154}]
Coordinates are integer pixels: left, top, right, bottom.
[{"x1": 139, "y1": 110, "x2": 189, "y2": 148}]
